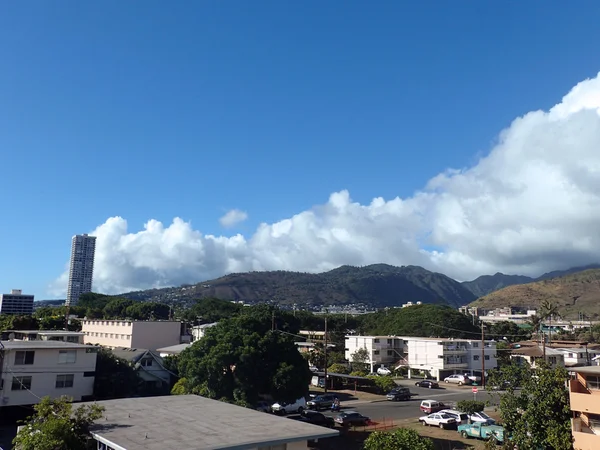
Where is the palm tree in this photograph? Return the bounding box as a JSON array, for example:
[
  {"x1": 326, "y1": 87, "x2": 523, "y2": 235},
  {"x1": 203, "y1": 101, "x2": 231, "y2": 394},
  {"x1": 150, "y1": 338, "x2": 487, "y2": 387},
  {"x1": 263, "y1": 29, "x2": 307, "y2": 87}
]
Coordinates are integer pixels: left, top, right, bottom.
[
  {"x1": 527, "y1": 314, "x2": 543, "y2": 339},
  {"x1": 540, "y1": 300, "x2": 561, "y2": 344}
]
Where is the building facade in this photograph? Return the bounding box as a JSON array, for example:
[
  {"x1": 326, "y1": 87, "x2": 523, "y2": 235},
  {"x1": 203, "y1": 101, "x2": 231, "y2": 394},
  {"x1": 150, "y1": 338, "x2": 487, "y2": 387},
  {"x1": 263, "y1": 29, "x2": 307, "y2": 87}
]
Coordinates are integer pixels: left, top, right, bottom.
[
  {"x1": 191, "y1": 322, "x2": 217, "y2": 341},
  {"x1": 344, "y1": 335, "x2": 406, "y2": 372},
  {"x1": 66, "y1": 234, "x2": 96, "y2": 306},
  {"x1": 82, "y1": 320, "x2": 183, "y2": 351},
  {"x1": 569, "y1": 366, "x2": 600, "y2": 449},
  {"x1": 0, "y1": 340, "x2": 97, "y2": 407},
  {"x1": 1, "y1": 330, "x2": 85, "y2": 344},
  {"x1": 0, "y1": 289, "x2": 34, "y2": 315}
]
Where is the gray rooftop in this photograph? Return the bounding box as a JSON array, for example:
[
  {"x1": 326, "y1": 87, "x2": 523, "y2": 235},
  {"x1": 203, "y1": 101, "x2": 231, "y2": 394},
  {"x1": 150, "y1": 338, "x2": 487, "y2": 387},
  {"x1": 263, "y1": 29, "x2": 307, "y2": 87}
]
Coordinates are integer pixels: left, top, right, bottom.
[
  {"x1": 0, "y1": 340, "x2": 88, "y2": 350},
  {"x1": 570, "y1": 365, "x2": 600, "y2": 375},
  {"x1": 110, "y1": 347, "x2": 160, "y2": 363},
  {"x1": 155, "y1": 343, "x2": 191, "y2": 354},
  {"x1": 83, "y1": 395, "x2": 338, "y2": 450},
  {"x1": 5, "y1": 329, "x2": 84, "y2": 335}
]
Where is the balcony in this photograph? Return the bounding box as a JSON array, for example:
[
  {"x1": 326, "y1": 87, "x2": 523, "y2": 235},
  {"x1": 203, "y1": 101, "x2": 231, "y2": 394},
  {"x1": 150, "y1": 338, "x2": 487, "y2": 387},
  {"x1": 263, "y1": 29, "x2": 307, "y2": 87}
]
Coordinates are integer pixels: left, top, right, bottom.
[
  {"x1": 572, "y1": 417, "x2": 600, "y2": 450},
  {"x1": 570, "y1": 376, "x2": 600, "y2": 415}
]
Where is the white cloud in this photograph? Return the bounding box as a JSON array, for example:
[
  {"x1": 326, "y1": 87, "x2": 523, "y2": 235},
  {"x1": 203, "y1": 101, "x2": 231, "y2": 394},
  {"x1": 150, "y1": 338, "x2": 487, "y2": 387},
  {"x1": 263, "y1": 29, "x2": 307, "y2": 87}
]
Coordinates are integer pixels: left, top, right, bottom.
[
  {"x1": 49, "y1": 72, "x2": 600, "y2": 295},
  {"x1": 219, "y1": 209, "x2": 248, "y2": 228}
]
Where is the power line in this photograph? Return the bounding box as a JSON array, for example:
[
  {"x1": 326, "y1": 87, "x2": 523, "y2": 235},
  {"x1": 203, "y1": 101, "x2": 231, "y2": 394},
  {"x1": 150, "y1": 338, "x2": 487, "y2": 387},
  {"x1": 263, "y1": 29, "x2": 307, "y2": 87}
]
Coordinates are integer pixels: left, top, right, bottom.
[{"x1": 424, "y1": 322, "x2": 537, "y2": 338}]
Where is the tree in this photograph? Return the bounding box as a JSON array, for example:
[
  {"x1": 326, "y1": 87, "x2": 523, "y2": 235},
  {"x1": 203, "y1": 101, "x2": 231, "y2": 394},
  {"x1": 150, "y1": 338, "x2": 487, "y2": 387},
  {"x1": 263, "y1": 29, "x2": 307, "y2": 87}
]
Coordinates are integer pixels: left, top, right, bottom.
[
  {"x1": 540, "y1": 300, "x2": 561, "y2": 343},
  {"x1": 327, "y1": 363, "x2": 350, "y2": 374},
  {"x1": 177, "y1": 306, "x2": 311, "y2": 405},
  {"x1": 102, "y1": 297, "x2": 135, "y2": 318},
  {"x1": 488, "y1": 320, "x2": 530, "y2": 343},
  {"x1": 367, "y1": 375, "x2": 397, "y2": 393},
  {"x1": 364, "y1": 428, "x2": 434, "y2": 450},
  {"x1": 490, "y1": 362, "x2": 572, "y2": 450},
  {"x1": 456, "y1": 400, "x2": 485, "y2": 421},
  {"x1": 181, "y1": 298, "x2": 243, "y2": 323},
  {"x1": 350, "y1": 347, "x2": 370, "y2": 372},
  {"x1": 13, "y1": 397, "x2": 104, "y2": 450},
  {"x1": 93, "y1": 347, "x2": 140, "y2": 399}
]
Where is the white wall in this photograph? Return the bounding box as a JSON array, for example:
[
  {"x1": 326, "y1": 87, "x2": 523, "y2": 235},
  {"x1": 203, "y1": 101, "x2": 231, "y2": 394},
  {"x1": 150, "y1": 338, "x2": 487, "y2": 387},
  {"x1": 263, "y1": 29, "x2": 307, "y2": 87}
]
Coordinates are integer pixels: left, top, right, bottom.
[
  {"x1": 1, "y1": 346, "x2": 97, "y2": 406},
  {"x1": 82, "y1": 320, "x2": 182, "y2": 350}
]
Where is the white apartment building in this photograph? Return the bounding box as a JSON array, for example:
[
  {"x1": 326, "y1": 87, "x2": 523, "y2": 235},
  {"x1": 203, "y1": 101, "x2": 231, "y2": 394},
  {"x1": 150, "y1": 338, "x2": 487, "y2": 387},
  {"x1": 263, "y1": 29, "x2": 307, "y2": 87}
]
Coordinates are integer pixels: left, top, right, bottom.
[
  {"x1": 1, "y1": 329, "x2": 85, "y2": 344},
  {"x1": 0, "y1": 340, "x2": 97, "y2": 407},
  {"x1": 82, "y1": 319, "x2": 183, "y2": 351},
  {"x1": 66, "y1": 234, "x2": 96, "y2": 306},
  {"x1": 0, "y1": 289, "x2": 34, "y2": 315},
  {"x1": 555, "y1": 347, "x2": 600, "y2": 367},
  {"x1": 403, "y1": 337, "x2": 498, "y2": 381},
  {"x1": 345, "y1": 335, "x2": 406, "y2": 372},
  {"x1": 344, "y1": 335, "x2": 498, "y2": 380},
  {"x1": 191, "y1": 322, "x2": 218, "y2": 341}
]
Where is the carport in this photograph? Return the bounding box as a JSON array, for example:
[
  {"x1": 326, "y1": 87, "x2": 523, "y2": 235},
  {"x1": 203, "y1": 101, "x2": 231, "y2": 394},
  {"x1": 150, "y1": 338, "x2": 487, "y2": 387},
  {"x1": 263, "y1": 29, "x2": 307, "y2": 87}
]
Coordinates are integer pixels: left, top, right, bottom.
[{"x1": 312, "y1": 372, "x2": 375, "y2": 393}]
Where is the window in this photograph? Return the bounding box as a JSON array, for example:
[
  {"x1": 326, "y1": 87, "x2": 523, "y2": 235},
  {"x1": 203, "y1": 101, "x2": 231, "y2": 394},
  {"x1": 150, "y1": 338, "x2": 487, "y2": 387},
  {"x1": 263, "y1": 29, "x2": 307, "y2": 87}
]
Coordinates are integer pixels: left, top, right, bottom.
[
  {"x1": 58, "y1": 350, "x2": 77, "y2": 364},
  {"x1": 11, "y1": 376, "x2": 32, "y2": 391},
  {"x1": 141, "y1": 358, "x2": 153, "y2": 367},
  {"x1": 484, "y1": 355, "x2": 490, "y2": 360},
  {"x1": 14, "y1": 351, "x2": 35, "y2": 365},
  {"x1": 473, "y1": 355, "x2": 480, "y2": 361},
  {"x1": 374, "y1": 339, "x2": 380, "y2": 343},
  {"x1": 387, "y1": 350, "x2": 393, "y2": 356},
  {"x1": 387, "y1": 339, "x2": 392, "y2": 344},
  {"x1": 472, "y1": 343, "x2": 479, "y2": 348},
  {"x1": 586, "y1": 375, "x2": 600, "y2": 390},
  {"x1": 66, "y1": 336, "x2": 79, "y2": 343},
  {"x1": 374, "y1": 350, "x2": 380, "y2": 355},
  {"x1": 55, "y1": 374, "x2": 74, "y2": 388}
]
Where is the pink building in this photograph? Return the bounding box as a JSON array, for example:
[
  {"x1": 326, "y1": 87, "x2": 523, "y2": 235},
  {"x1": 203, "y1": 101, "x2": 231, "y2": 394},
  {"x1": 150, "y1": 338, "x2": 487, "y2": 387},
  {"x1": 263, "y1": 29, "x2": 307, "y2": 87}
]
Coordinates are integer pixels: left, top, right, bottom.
[{"x1": 81, "y1": 319, "x2": 182, "y2": 351}]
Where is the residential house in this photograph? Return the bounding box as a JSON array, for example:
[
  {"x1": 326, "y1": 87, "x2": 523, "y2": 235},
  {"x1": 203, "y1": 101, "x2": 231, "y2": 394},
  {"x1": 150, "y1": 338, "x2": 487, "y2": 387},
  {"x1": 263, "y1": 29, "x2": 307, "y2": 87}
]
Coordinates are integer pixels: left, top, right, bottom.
[
  {"x1": 82, "y1": 319, "x2": 184, "y2": 350},
  {"x1": 83, "y1": 395, "x2": 338, "y2": 450},
  {"x1": 0, "y1": 340, "x2": 97, "y2": 407},
  {"x1": 110, "y1": 348, "x2": 171, "y2": 395},
  {"x1": 402, "y1": 337, "x2": 497, "y2": 381},
  {"x1": 569, "y1": 366, "x2": 600, "y2": 449},
  {"x1": 190, "y1": 322, "x2": 218, "y2": 341},
  {"x1": 510, "y1": 345, "x2": 565, "y2": 369},
  {"x1": 156, "y1": 343, "x2": 191, "y2": 358},
  {"x1": 555, "y1": 347, "x2": 600, "y2": 367},
  {"x1": 1, "y1": 329, "x2": 85, "y2": 344}
]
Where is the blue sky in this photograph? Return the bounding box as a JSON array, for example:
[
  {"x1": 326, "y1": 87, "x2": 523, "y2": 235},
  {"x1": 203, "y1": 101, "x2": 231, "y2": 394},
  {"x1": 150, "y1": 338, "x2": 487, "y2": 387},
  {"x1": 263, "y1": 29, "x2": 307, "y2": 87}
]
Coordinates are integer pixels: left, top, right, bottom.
[{"x1": 2, "y1": 1, "x2": 600, "y2": 298}]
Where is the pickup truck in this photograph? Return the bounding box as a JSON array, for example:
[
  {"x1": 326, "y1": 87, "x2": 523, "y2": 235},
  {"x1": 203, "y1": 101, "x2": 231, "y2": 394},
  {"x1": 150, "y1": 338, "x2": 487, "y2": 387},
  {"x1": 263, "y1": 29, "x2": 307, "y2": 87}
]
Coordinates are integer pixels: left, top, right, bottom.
[{"x1": 457, "y1": 422, "x2": 506, "y2": 443}]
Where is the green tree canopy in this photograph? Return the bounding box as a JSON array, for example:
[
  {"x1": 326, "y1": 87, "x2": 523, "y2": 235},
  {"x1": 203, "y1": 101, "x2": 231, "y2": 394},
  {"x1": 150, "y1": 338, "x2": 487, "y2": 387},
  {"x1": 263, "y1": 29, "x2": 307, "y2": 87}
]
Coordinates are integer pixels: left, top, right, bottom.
[
  {"x1": 359, "y1": 304, "x2": 481, "y2": 338},
  {"x1": 181, "y1": 297, "x2": 243, "y2": 323},
  {"x1": 13, "y1": 397, "x2": 104, "y2": 450},
  {"x1": 364, "y1": 428, "x2": 434, "y2": 450},
  {"x1": 177, "y1": 306, "x2": 311, "y2": 405},
  {"x1": 93, "y1": 347, "x2": 140, "y2": 399}
]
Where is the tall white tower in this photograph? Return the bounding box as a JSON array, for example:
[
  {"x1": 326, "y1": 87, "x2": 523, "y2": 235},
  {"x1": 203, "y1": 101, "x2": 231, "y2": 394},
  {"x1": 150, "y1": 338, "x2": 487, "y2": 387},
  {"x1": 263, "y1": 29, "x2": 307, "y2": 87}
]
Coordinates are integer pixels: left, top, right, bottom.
[{"x1": 66, "y1": 234, "x2": 97, "y2": 306}]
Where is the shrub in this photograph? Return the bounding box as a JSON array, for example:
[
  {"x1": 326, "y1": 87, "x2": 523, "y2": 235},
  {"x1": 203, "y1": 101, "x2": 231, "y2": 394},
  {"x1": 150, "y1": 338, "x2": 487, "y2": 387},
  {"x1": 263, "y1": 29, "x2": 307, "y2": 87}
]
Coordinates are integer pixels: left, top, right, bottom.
[
  {"x1": 364, "y1": 427, "x2": 434, "y2": 450},
  {"x1": 367, "y1": 375, "x2": 397, "y2": 393},
  {"x1": 327, "y1": 363, "x2": 350, "y2": 375},
  {"x1": 456, "y1": 400, "x2": 485, "y2": 415}
]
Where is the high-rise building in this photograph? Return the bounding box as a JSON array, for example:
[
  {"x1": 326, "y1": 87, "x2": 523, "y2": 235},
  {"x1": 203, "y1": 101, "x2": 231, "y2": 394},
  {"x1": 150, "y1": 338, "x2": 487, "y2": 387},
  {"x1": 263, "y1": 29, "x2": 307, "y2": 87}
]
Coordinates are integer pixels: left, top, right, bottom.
[
  {"x1": 0, "y1": 289, "x2": 34, "y2": 315},
  {"x1": 66, "y1": 234, "x2": 96, "y2": 306}
]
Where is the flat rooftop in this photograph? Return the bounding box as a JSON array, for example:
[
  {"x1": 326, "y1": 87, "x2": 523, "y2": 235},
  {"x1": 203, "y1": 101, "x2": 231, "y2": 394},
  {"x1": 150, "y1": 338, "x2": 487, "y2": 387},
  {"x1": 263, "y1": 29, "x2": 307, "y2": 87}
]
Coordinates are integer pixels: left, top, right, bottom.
[
  {"x1": 5, "y1": 329, "x2": 84, "y2": 335},
  {"x1": 155, "y1": 343, "x2": 191, "y2": 353},
  {"x1": 0, "y1": 340, "x2": 88, "y2": 350},
  {"x1": 570, "y1": 366, "x2": 600, "y2": 375},
  {"x1": 83, "y1": 395, "x2": 338, "y2": 450}
]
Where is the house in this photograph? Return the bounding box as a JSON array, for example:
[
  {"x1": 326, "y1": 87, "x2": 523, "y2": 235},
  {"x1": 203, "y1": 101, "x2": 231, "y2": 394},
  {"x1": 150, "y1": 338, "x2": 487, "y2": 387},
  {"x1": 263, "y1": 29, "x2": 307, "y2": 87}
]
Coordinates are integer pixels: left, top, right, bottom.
[
  {"x1": 156, "y1": 343, "x2": 191, "y2": 357},
  {"x1": 82, "y1": 395, "x2": 338, "y2": 450},
  {"x1": 568, "y1": 366, "x2": 600, "y2": 449},
  {"x1": 0, "y1": 340, "x2": 97, "y2": 407},
  {"x1": 81, "y1": 319, "x2": 184, "y2": 350},
  {"x1": 402, "y1": 337, "x2": 497, "y2": 381},
  {"x1": 344, "y1": 335, "x2": 405, "y2": 372},
  {"x1": 555, "y1": 347, "x2": 600, "y2": 367},
  {"x1": 190, "y1": 322, "x2": 218, "y2": 341},
  {"x1": 509, "y1": 345, "x2": 565, "y2": 369},
  {"x1": 110, "y1": 348, "x2": 171, "y2": 395},
  {"x1": 1, "y1": 329, "x2": 85, "y2": 344}
]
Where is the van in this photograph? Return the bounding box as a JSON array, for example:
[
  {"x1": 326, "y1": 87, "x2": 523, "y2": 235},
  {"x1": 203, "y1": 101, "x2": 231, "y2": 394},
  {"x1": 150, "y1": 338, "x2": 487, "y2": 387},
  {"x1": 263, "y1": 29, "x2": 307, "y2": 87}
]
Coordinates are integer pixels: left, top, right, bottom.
[
  {"x1": 420, "y1": 400, "x2": 446, "y2": 414},
  {"x1": 271, "y1": 397, "x2": 307, "y2": 415}
]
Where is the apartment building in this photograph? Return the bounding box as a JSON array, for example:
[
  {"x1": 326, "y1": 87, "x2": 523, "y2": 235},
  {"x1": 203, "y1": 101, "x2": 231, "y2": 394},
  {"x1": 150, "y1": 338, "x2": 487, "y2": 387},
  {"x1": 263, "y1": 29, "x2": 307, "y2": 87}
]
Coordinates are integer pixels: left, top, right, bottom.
[
  {"x1": 569, "y1": 366, "x2": 600, "y2": 449},
  {"x1": 556, "y1": 347, "x2": 600, "y2": 367},
  {"x1": 82, "y1": 319, "x2": 183, "y2": 351},
  {"x1": 1, "y1": 329, "x2": 85, "y2": 344},
  {"x1": 0, "y1": 340, "x2": 97, "y2": 407},
  {"x1": 403, "y1": 337, "x2": 497, "y2": 381},
  {"x1": 0, "y1": 289, "x2": 34, "y2": 315},
  {"x1": 344, "y1": 335, "x2": 406, "y2": 372},
  {"x1": 66, "y1": 234, "x2": 96, "y2": 306},
  {"x1": 191, "y1": 322, "x2": 217, "y2": 341}
]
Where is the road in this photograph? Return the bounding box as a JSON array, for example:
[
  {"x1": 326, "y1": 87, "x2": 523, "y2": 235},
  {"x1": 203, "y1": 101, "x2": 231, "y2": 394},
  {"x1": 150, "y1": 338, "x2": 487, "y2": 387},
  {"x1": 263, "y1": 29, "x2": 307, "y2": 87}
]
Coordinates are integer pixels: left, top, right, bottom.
[{"x1": 329, "y1": 383, "x2": 498, "y2": 423}]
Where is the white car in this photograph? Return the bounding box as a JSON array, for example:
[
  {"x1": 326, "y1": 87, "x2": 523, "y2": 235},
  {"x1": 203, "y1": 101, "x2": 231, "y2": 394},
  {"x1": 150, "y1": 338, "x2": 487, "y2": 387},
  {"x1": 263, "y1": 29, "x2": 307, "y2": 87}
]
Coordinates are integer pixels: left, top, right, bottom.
[
  {"x1": 438, "y1": 409, "x2": 469, "y2": 425},
  {"x1": 469, "y1": 411, "x2": 496, "y2": 424},
  {"x1": 443, "y1": 374, "x2": 471, "y2": 385},
  {"x1": 419, "y1": 412, "x2": 457, "y2": 429},
  {"x1": 377, "y1": 366, "x2": 392, "y2": 376},
  {"x1": 271, "y1": 397, "x2": 307, "y2": 415}
]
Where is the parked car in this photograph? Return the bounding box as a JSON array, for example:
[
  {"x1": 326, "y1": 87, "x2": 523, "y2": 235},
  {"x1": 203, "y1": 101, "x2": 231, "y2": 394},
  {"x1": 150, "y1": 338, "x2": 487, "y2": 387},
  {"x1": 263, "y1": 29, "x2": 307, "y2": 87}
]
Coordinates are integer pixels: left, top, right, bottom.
[
  {"x1": 271, "y1": 397, "x2": 307, "y2": 415},
  {"x1": 289, "y1": 410, "x2": 335, "y2": 428},
  {"x1": 414, "y1": 380, "x2": 439, "y2": 389},
  {"x1": 255, "y1": 401, "x2": 271, "y2": 413},
  {"x1": 419, "y1": 412, "x2": 457, "y2": 429},
  {"x1": 458, "y1": 422, "x2": 506, "y2": 442},
  {"x1": 420, "y1": 400, "x2": 447, "y2": 414},
  {"x1": 468, "y1": 411, "x2": 496, "y2": 425},
  {"x1": 377, "y1": 366, "x2": 392, "y2": 376},
  {"x1": 443, "y1": 374, "x2": 472, "y2": 385},
  {"x1": 307, "y1": 394, "x2": 337, "y2": 410},
  {"x1": 386, "y1": 387, "x2": 412, "y2": 401},
  {"x1": 333, "y1": 411, "x2": 370, "y2": 427},
  {"x1": 438, "y1": 409, "x2": 469, "y2": 425}
]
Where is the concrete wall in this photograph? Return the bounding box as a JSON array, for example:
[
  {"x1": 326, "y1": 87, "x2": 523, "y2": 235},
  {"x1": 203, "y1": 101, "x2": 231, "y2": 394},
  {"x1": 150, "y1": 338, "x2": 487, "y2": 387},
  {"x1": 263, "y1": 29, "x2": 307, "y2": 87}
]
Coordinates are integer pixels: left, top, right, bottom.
[
  {"x1": 82, "y1": 320, "x2": 181, "y2": 350},
  {"x1": 1, "y1": 346, "x2": 97, "y2": 406}
]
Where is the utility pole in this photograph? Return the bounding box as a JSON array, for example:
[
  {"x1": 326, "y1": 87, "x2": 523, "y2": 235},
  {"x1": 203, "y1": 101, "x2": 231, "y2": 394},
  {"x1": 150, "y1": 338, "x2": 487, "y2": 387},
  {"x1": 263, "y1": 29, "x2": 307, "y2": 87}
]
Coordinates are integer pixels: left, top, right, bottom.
[
  {"x1": 481, "y1": 322, "x2": 485, "y2": 389},
  {"x1": 542, "y1": 322, "x2": 546, "y2": 359},
  {"x1": 324, "y1": 317, "x2": 328, "y2": 394}
]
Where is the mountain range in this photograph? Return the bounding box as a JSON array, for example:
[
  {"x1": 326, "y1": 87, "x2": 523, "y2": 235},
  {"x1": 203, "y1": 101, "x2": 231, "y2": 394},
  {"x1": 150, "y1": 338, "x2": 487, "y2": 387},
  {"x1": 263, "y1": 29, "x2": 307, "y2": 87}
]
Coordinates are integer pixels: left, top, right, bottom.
[{"x1": 119, "y1": 263, "x2": 600, "y2": 317}]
